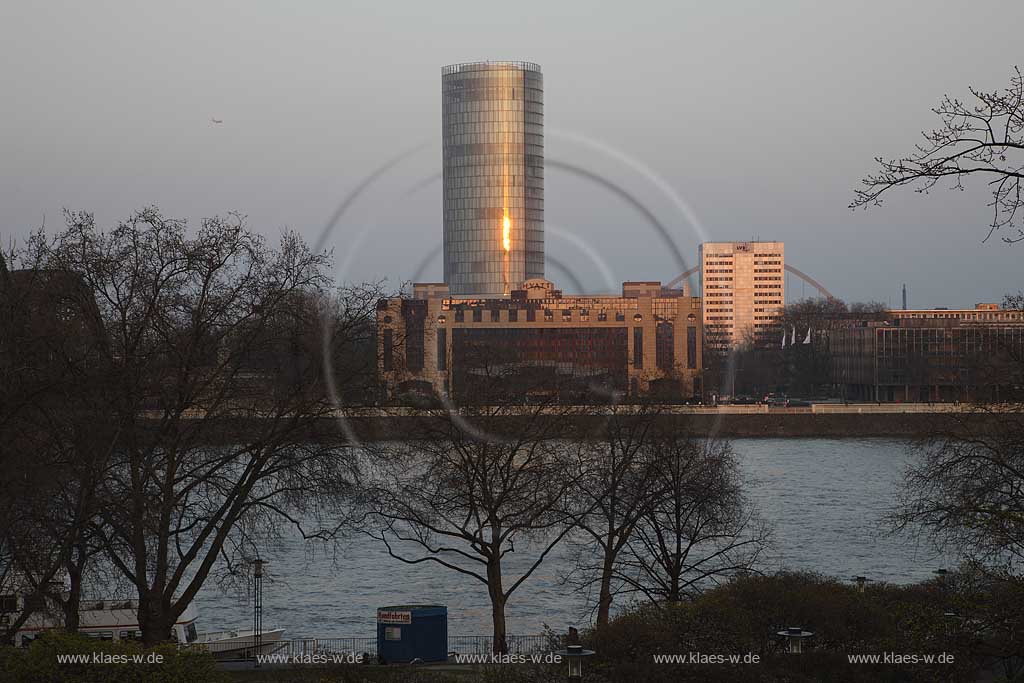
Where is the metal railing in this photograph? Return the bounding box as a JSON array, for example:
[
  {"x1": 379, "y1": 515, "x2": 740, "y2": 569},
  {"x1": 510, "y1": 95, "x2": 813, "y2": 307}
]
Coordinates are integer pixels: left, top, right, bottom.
[
  {"x1": 442, "y1": 61, "x2": 542, "y2": 76},
  {"x1": 189, "y1": 637, "x2": 376, "y2": 658},
  {"x1": 448, "y1": 634, "x2": 554, "y2": 655}
]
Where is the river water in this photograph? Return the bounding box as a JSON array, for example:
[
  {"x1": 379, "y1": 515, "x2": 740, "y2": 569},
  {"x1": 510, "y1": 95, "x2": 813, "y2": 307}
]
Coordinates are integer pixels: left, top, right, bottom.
[{"x1": 194, "y1": 438, "x2": 948, "y2": 638}]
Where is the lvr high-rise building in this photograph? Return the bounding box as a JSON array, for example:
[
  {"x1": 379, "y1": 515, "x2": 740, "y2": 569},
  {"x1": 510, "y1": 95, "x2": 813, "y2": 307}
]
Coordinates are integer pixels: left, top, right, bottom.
[
  {"x1": 700, "y1": 241, "x2": 785, "y2": 348},
  {"x1": 442, "y1": 61, "x2": 544, "y2": 297}
]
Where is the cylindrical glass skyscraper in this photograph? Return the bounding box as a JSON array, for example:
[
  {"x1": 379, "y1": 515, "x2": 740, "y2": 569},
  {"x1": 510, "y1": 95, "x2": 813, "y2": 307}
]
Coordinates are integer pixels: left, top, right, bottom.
[{"x1": 442, "y1": 61, "x2": 544, "y2": 297}]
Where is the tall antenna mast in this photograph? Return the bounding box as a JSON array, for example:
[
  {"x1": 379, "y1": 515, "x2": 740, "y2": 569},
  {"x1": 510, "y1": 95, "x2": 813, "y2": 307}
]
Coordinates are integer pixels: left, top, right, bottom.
[{"x1": 902, "y1": 283, "x2": 907, "y2": 310}]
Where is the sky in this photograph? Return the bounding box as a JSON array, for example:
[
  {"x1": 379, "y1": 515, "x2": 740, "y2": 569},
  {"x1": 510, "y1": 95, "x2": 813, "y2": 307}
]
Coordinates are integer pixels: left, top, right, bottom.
[{"x1": 1, "y1": 0, "x2": 1022, "y2": 309}]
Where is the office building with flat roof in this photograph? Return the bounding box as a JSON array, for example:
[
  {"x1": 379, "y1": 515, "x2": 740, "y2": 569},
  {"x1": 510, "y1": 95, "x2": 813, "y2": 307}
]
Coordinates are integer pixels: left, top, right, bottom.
[
  {"x1": 700, "y1": 241, "x2": 785, "y2": 348},
  {"x1": 831, "y1": 304, "x2": 1024, "y2": 402}
]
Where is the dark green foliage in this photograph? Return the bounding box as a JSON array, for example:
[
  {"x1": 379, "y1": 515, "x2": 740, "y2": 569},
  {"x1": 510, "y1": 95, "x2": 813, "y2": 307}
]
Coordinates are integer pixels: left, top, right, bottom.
[
  {"x1": 226, "y1": 668, "x2": 467, "y2": 682},
  {"x1": 588, "y1": 572, "x2": 984, "y2": 682},
  {"x1": 0, "y1": 631, "x2": 229, "y2": 683}
]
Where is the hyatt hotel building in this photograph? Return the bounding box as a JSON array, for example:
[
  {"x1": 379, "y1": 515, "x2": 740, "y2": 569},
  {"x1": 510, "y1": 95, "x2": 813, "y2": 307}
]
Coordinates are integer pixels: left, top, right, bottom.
[{"x1": 378, "y1": 279, "x2": 704, "y2": 401}]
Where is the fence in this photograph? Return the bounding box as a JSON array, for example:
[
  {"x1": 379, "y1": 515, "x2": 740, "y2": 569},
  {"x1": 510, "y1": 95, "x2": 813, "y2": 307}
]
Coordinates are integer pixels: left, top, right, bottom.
[{"x1": 448, "y1": 634, "x2": 554, "y2": 655}]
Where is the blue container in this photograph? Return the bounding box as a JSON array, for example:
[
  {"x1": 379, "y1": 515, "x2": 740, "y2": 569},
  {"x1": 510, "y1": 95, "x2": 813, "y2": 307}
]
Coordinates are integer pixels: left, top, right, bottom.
[{"x1": 376, "y1": 605, "x2": 448, "y2": 663}]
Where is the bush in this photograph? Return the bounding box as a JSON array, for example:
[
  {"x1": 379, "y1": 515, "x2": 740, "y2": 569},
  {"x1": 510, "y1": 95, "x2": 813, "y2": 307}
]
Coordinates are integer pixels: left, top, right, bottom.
[
  {"x1": 587, "y1": 572, "x2": 980, "y2": 682},
  {"x1": 225, "y1": 666, "x2": 559, "y2": 682},
  {"x1": 224, "y1": 668, "x2": 465, "y2": 683},
  {"x1": 0, "y1": 631, "x2": 229, "y2": 683}
]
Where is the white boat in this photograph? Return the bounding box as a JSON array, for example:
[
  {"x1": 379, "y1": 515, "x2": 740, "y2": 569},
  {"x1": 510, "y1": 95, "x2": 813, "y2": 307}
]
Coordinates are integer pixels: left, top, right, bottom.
[
  {"x1": 192, "y1": 628, "x2": 288, "y2": 658},
  {"x1": 6, "y1": 596, "x2": 200, "y2": 648},
  {"x1": 3, "y1": 585, "x2": 282, "y2": 656}
]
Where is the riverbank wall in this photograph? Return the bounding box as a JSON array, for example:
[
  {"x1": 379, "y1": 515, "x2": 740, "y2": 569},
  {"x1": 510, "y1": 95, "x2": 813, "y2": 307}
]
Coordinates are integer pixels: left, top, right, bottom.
[
  {"x1": 325, "y1": 404, "x2": 1015, "y2": 440},
  {"x1": 152, "y1": 404, "x2": 1020, "y2": 442}
]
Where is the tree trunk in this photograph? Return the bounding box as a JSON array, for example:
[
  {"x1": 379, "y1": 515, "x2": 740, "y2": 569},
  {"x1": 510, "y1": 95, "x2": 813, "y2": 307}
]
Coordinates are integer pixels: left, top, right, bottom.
[
  {"x1": 596, "y1": 551, "x2": 616, "y2": 628},
  {"x1": 667, "y1": 562, "x2": 682, "y2": 603},
  {"x1": 487, "y1": 559, "x2": 508, "y2": 654},
  {"x1": 63, "y1": 554, "x2": 83, "y2": 633},
  {"x1": 490, "y1": 594, "x2": 507, "y2": 655},
  {"x1": 138, "y1": 591, "x2": 174, "y2": 646}
]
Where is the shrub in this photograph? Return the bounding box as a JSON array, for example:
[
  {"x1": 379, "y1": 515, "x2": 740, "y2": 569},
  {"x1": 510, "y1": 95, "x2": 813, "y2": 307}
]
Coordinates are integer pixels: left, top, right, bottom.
[
  {"x1": 0, "y1": 631, "x2": 229, "y2": 683},
  {"x1": 588, "y1": 571, "x2": 981, "y2": 682}
]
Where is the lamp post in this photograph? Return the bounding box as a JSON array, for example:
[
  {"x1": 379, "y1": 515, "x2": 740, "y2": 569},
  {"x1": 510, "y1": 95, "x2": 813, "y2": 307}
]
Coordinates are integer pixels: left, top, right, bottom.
[
  {"x1": 253, "y1": 559, "x2": 264, "y2": 667},
  {"x1": 555, "y1": 643, "x2": 595, "y2": 682},
  {"x1": 776, "y1": 627, "x2": 813, "y2": 654}
]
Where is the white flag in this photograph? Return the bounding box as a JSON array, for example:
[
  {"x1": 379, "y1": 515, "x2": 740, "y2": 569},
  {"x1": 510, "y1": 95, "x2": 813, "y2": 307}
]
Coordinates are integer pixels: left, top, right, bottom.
[
  {"x1": 781, "y1": 330, "x2": 786, "y2": 349},
  {"x1": 803, "y1": 328, "x2": 812, "y2": 344},
  {"x1": 791, "y1": 325, "x2": 796, "y2": 345}
]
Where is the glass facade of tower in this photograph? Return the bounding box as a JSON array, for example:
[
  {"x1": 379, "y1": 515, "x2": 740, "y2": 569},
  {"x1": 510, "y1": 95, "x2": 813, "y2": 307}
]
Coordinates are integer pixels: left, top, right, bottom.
[{"x1": 442, "y1": 61, "x2": 544, "y2": 297}]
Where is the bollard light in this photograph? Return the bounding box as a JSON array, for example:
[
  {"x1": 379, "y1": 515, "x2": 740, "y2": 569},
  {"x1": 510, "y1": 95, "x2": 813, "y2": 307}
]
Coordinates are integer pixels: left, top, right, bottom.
[
  {"x1": 776, "y1": 627, "x2": 813, "y2": 654},
  {"x1": 556, "y1": 643, "x2": 595, "y2": 682},
  {"x1": 943, "y1": 610, "x2": 960, "y2": 637}
]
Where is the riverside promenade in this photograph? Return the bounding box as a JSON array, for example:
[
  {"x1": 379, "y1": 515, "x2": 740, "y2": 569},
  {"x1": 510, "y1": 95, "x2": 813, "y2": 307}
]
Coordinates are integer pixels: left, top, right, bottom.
[{"x1": 146, "y1": 403, "x2": 1022, "y2": 439}]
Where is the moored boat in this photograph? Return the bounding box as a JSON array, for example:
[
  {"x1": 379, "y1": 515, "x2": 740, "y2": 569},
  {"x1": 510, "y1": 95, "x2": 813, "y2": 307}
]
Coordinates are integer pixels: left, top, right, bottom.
[
  {"x1": 6, "y1": 596, "x2": 199, "y2": 647},
  {"x1": 191, "y1": 628, "x2": 288, "y2": 658}
]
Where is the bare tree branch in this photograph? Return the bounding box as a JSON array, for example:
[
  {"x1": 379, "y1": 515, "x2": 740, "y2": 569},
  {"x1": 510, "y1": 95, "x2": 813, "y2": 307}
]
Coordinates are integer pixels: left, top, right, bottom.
[{"x1": 852, "y1": 67, "x2": 1024, "y2": 243}]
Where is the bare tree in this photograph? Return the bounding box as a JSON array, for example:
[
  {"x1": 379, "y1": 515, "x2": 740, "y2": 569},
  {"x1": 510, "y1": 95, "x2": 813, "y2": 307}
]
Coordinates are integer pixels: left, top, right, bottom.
[
  {"x1": 726, "y1": 329, "x2": 785, "y2": 399},
  {"x1": 848, "y1": 301, "x2": 890, "y2": 319},
  {"x1": 0, "y1": 253, "x2": 115, "y2": 641},
  {"x1": 894, "y1": 407, "x2": 1024, "y2": 568},
  {"x1": 366, "y1": 389, "x2": 585, "y2": 653},
  {"x1": 0, "y1": 464, "x2": 73, "y2": 641},
  {"x1": 566, "y1": 404, "x2": 665, "y2": 628},
  {"x1": 776, "y1": 298, "x2": 889, "y2": 396},
  {"x1": 701, "y1": 325, "x2": 738, "y2": 399},
  {"x1": 892, "y1": 285, "x2": 1024, "y2": 567},
  {"x1": 618, "y1": 423, "x2": 770, "y2": 605},
  {"x1": 18, "y1": 208, "x2": 377, "y2": 645},
  {"x1": 852, "y1": 67, "x2": 1024, "y2": 242}
]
